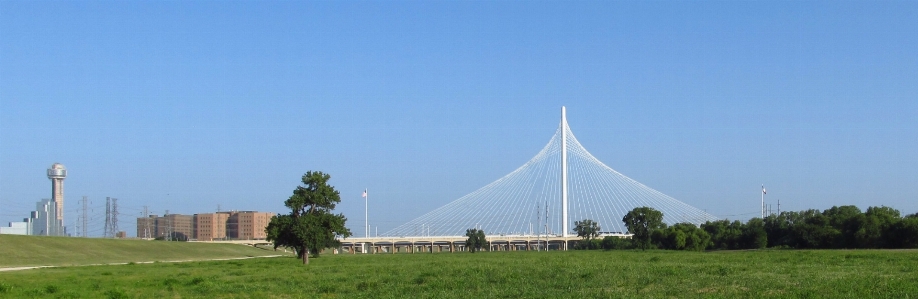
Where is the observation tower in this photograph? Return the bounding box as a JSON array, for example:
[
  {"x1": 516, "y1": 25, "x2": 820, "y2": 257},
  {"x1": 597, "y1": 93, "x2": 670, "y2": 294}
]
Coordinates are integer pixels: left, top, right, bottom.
[{"x1": 47, "y1": 163, "x2": 67, "y2": 222}]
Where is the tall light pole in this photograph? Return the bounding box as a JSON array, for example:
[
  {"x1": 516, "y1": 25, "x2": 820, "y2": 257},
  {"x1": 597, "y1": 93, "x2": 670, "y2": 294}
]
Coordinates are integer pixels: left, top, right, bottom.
[
  {"x1": 761, "y1": 185, "x2": 766, "y2": 219},
  {"x1": 363, "y1": 189, "x2": 368, "y2": 238}
]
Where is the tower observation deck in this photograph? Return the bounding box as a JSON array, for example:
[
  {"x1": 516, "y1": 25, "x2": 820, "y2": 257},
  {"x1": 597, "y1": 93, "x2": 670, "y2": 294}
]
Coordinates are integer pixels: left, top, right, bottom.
[{"x1": 382, "y1": 107, "x2": 719, "y2": 237}]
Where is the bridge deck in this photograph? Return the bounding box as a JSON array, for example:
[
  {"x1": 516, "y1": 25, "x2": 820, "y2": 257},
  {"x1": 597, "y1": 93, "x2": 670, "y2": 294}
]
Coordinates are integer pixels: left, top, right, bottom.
[{"x1": 193, "y1": 234, "x2": 631, "y2": 253}]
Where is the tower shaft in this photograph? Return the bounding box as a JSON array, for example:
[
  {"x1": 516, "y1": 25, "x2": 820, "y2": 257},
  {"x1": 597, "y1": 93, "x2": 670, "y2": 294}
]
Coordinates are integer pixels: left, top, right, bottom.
[
  {"x1": 52, "y1": 179, "x2": 64, "y2": 221},
  {"x1": 561, "y1": 106, "x2": 568, "y2": 237}
]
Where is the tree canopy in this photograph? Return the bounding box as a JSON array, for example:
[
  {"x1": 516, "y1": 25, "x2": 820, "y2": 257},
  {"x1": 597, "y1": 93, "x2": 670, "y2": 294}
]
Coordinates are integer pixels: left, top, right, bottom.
[
  {"x1": 623, "y1": 207, "x2": 665, "y2": 250},
  {"x1": 574, "y1": 219, "x2": 601, "y2": 249},
  {"x1": 465, "y1": 229, "x2": 487, "y2": 253},
  {"x1": 603, "y1": 204, "x2": 918, "y2": 251},
  {"x1": 266, "y1": 171, "x2": 352, "y2": 264},
  {"x1": 654, "y1": 223, "x2": 710, "y2": 251}
]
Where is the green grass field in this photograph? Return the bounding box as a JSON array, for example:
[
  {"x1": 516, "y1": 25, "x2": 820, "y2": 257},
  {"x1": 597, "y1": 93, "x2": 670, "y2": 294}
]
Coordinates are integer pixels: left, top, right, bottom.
[
  {"x1": 0, "y1": 235, "x2": 287, "y2": 267},
  {"x1": 1, "y1": 248, "x2": 916, "y2": 298}
]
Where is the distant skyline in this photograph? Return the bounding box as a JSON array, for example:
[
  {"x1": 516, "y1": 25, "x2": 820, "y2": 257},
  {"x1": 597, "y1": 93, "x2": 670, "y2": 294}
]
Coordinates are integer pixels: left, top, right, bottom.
[{"x1": 2, "y1": 1, "x2": 916, "y2": 237}]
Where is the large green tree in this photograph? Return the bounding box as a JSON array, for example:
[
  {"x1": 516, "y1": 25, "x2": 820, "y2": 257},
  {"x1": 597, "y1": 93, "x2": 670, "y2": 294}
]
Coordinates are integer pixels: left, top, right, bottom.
[
  {"x1": 823, "y1": 205, "x2": 863, "y2": 248},
  {"x1": 855, "y1": 206, "x2": 900, "y2": 248},
  {"x1": 654, "y1": 223, "x2": 710, "y2": 251},
  {"x1": 887, "y1": 217, "x2": 918, "y2": 248},
  {"x1": 702, "y1": 220, "x2": 743, "y2": 250},
  {"x1": 622, "y1": 207, "x2": 665, "y2": 250},
  {"x1": 465, "y1": 228, "x2": 487, "y2": 253},
  {"x1": 266, "y1": 171, "x2": 352, "y2": 264},
  {"x1": 574, "y1": 219, "x2": 601, "y2": 249},
  {"x1": 741, "y1": 218, "x2": 768, "y2": 249}
]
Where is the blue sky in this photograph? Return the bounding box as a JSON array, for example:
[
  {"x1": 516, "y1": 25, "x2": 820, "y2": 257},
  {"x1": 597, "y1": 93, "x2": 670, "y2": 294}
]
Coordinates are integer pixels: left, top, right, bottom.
[{"x1": 2, "y1": 1, "x2": 916, "y2": 237}]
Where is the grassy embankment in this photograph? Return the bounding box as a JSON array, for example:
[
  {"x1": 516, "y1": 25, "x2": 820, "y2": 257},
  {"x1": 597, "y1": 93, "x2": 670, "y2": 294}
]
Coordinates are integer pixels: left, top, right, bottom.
[
  {"x1": 1, "y1": 248, "x2": 916, "y2": 298},
  {"x1": 0, "y1": 234, "x2": 288, "y2": 268}
]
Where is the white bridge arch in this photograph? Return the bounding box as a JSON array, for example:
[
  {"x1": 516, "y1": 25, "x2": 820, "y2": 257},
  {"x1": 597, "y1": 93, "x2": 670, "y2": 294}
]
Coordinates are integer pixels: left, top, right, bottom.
[{"x1": 382, "y1": 107, "x2": 718, "y2": 237}]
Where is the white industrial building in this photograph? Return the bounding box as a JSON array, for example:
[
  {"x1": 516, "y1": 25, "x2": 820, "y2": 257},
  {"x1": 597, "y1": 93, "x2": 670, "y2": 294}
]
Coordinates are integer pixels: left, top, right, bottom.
[
  {"x1": 0, "y1": 222, "x2": 29, "y2": 235},
  {"x1": 0, "y1": 199, "x2": 65, "y2": 236},
  {"x1": 0, "y1": 163, "x2": 68, "y2": 236}
]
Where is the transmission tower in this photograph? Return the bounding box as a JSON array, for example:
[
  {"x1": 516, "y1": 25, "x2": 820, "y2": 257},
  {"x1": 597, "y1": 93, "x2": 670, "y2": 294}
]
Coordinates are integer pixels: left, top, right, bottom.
[
  {"x1": 164, "y1": 209, "x2": 172, "y2": 241},
  {"x1": 80, "y1": 196, "x2": 88, "y2": 237},
  {"x1": 111, "y1": 198, "x2": 119, "y2": 237},
  {"x1": 142, "y1": 206, "x2": 151, "y2": 239},
  {"x1": 104, "y1": 197, "x2": 112, "y2": 238}
]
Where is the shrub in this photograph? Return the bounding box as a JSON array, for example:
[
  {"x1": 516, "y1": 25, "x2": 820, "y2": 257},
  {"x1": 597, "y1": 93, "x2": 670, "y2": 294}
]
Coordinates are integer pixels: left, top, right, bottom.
[
  {"x1": 600, "y1": 236, "x2": 632, "y2": 250},
  {"x1": 105, "y1": 289, "x2": 129, "y2": 299},
  {"x1": 44, "y1": 285, "x2": 59, "y2": 294}
]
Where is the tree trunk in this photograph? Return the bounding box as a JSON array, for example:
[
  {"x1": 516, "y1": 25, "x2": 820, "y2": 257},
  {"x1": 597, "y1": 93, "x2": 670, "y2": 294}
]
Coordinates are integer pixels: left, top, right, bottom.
[{"x1": 302, "y1": 248, "x2": 309, "y2": 265}]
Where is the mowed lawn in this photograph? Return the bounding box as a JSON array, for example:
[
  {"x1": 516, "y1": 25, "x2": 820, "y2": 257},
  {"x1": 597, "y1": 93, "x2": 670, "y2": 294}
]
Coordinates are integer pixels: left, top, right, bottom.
[
  {"x1": 1, "y1": 249, "x2": 916, "y2": 298},
  {"x1": 0, "y1": 235, "x2": 288, "y2": 267}
]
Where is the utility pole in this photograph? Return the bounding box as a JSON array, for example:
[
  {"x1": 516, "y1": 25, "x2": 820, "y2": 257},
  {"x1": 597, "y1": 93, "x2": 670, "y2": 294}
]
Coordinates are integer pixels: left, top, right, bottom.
[
  {"x1": 536, "y1": 201, "x2": 541, "y2": 251},
  {"x1": 761, "y1": 185, "x2": 766, "y2": 219},
  {"x1": 363, "y1": 189, "x2": 368, "y2": 238},
  {"x1": 544, "y1": 201, "x2": 549, "y2": 250}
]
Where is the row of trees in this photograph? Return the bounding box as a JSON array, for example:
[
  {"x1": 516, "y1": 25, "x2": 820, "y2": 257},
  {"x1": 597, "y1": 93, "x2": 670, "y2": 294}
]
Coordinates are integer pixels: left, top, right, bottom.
[
  {"x1": 264, "y1": 171, "x2": 918, "y2": 264},
  {"x1": 576, "y1": 205, "x2": 918, "y2": 251},
  {"x1": 761, "y1": 206, "x2": 918, "y2": 249}
]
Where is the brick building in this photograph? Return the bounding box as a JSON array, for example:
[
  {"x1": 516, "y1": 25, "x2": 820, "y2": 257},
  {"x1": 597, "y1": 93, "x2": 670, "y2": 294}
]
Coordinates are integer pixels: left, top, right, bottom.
[
  {"x1": 137, "y1": 210, "x2": 275, "y2": 241},
  {"x1": 158, "y1": 214, "x2": 194, "y2": 240},
  {"x1": 194, "y1": 212, "x2": 230, "y2": 241},
  {"x1": 137, "y1": 215, "x2": 156, "y2": 239},
  {"x1": 233, "y1": 211, "x2": 273, "y2": 240}
]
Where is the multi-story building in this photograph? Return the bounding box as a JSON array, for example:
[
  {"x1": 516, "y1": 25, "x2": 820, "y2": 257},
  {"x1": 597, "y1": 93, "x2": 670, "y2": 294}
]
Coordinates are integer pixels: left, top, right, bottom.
[
  {"x1": 153, "y1": 214, "x2": 194, "y2": 240},
  {"x1": 29, "y1": 198, "x2": 65, "y2": 236},
  {"x1": 136, "y1": 210, "x2": 275, "y2": 241},
  {"x1": 137, "y1": 215, "x2": 156, "y2": 239},
  {"x1": 232, "y1": 211, "x2": 274, "y2": 240},
  {"x1": 194, "y1": 212, "x2": 230, "y2": 241}
]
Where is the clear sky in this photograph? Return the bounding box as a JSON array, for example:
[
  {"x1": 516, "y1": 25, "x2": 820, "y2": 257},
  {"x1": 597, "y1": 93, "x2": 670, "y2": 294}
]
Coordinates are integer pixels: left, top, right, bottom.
[{"x1": 2, "y1": 1, "x2": 916, "y2": 237}]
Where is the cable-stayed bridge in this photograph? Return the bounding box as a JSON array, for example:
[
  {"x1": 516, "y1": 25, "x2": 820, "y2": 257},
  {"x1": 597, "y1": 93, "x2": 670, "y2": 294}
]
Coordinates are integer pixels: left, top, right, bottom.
[{"x1": 340, "y1": 107, "x2": 718, "y2": 252}]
